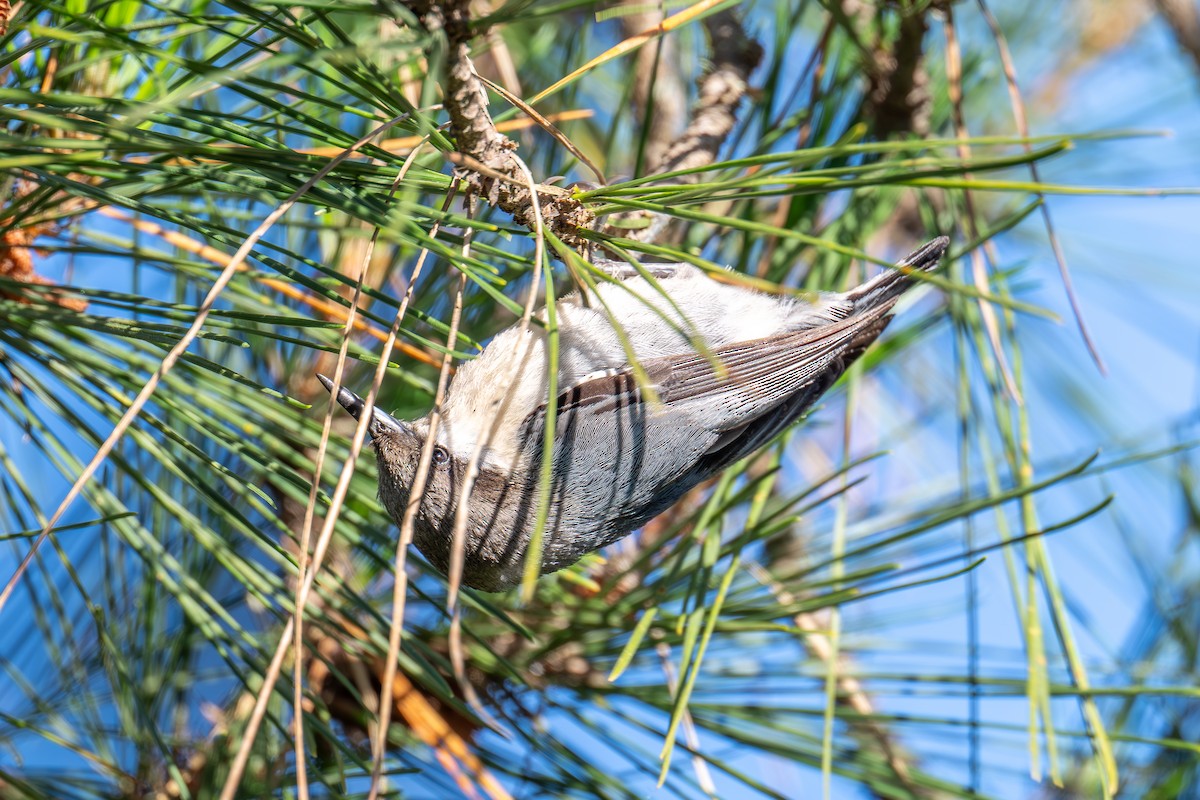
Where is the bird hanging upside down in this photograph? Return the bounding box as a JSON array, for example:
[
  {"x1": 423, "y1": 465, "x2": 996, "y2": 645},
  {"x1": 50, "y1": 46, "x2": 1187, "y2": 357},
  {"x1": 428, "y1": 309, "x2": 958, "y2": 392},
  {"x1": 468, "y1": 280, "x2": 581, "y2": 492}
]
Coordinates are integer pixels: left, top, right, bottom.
[{"x1": 320, "y1": 236, "x2": 949, "y2": 591}]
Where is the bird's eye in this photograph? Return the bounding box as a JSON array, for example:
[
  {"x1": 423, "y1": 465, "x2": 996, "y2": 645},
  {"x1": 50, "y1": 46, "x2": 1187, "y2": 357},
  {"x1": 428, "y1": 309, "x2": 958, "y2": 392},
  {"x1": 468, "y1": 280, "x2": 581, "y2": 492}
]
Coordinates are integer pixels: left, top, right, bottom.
[{"x1": 431, "y1": 445, "x2": 450, "y2": 467}]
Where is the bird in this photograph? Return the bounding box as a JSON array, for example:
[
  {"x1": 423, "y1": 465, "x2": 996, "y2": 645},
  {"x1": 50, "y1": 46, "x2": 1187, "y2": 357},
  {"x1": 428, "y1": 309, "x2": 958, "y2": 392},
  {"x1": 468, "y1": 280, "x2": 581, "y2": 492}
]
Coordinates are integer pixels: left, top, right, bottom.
[{"x1": 319, "y1": 236, "x2": 949, "y2": 591}]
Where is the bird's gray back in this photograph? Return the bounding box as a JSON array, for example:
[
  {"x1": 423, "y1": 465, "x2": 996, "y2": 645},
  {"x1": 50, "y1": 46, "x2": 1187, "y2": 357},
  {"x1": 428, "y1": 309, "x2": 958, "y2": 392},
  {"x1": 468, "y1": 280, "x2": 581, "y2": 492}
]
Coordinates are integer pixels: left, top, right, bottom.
[{"x1": 516, "y1": 397, "x2": 720, "y2": 573}]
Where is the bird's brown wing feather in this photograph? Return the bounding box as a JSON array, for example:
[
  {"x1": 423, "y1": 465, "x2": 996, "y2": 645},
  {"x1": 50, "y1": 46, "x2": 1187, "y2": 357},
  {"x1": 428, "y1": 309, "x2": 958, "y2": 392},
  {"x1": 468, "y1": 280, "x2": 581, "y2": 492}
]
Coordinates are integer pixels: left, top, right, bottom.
[
  {"x1": 544, "y1": 236, "x2": 951, "y2": 432},
  {"x1": 542, "y1": 304, "x2": 894, "y2": 440}
]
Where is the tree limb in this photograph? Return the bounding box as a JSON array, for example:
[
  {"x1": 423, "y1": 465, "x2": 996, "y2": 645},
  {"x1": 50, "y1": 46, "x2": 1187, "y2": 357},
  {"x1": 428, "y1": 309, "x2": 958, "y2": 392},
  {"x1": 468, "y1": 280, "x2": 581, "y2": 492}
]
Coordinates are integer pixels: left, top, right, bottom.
[
  {"x1": 843, "y1": 0, "x2": 932, "y2": 139},
  {"x1": 652, "y1": 9, "x2": 763, "y2": 176},
  {"x1": 403, "y1": 0, "x2": 595, "y2": 250},
  {"x1": 602, "y1": 8, "x2": 764, "y2": 244}
]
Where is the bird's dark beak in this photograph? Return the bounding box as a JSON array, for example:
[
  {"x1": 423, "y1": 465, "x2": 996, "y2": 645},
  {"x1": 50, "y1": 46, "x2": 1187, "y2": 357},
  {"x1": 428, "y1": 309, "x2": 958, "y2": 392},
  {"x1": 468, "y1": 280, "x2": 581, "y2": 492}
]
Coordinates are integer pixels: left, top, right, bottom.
[{"x1": 316, "y1": 374, "x2": 408, "y2": 438}]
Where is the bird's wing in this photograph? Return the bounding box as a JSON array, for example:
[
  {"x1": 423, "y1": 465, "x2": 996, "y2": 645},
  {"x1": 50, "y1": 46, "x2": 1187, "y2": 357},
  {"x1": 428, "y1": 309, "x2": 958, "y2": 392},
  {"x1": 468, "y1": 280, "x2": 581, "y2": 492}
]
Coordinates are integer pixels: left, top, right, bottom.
[
  {"x1": 541, "y1": 236, "x2": 949, "y2": 433},
  {"x1": 544, "y1": 304, "x2": 893, "y2": 437},
  {"x1": 515, "y1": 307, "x2": 894, "y2": 552}
]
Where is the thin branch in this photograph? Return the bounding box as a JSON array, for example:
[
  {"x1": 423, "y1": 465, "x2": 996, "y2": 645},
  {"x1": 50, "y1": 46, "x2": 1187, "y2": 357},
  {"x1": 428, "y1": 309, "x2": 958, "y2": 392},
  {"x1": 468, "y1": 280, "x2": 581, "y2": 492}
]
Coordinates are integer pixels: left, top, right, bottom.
[
  {"x1": 601, "y1": 8, "x2": 764, "y2": 244},
  {"x1": 652, "y1": 10, "x2": 763, "y2": 176},
  {"x1": 403, "y1": 0, "x2": 595, "y2": 249},
  {"x1": 845, "y1": 0, "x2": 933, "y2": 139}
]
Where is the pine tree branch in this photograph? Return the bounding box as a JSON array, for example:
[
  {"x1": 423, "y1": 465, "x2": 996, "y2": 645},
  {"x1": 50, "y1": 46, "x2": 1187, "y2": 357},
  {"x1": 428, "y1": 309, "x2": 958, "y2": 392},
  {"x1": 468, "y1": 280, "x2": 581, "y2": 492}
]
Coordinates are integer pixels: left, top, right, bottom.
[
  {"x1": 602, "y1": 8, "x2": 764, "y2": 244},
  {"x1": 842, "y1": 0, "x2": 933, "y2": 139},
  {"x1": 652, "y1": 9, "x2": 764, "y2": 176},
  {"x1": 402, "y1": 0, "x2": 595, "y2": 250}
]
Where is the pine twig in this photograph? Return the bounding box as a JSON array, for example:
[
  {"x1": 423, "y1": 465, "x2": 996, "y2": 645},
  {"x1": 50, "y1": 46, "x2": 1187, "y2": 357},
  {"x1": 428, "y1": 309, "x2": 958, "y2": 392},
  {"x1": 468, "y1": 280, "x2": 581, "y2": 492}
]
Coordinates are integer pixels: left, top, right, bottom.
[
  {"x1": 402, "y1": 0, "x2": 595, "y2": 249},
  {"x1": 864, "y1": 2, "x2": 932, "y2": 139},
  {"x1": 602, "y1": 8, "x2": 764, "y2": 244}
]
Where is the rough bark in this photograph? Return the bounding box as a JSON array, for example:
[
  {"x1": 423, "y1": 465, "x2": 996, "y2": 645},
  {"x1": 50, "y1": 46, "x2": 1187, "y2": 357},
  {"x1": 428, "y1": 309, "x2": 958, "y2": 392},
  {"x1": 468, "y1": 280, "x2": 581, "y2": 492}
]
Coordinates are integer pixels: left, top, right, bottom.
[{"x1": 404, "y1": 0, "x2": 595, "y2": 249}]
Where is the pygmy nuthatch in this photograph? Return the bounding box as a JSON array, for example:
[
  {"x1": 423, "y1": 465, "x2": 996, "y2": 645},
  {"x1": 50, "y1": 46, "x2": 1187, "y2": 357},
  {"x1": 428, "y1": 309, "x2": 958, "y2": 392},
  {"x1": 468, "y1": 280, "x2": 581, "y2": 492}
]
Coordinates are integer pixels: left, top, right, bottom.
[{"x1": 319, "y1": 236, "x2": 949, "y2": 591}]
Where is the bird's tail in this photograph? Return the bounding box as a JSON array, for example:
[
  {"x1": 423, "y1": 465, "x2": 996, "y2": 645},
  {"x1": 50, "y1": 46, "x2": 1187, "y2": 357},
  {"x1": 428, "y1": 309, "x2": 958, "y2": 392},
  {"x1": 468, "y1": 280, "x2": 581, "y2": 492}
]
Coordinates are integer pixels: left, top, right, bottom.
[{"x1": 846, "y1": 236, "x2": 949, "y2": 312}]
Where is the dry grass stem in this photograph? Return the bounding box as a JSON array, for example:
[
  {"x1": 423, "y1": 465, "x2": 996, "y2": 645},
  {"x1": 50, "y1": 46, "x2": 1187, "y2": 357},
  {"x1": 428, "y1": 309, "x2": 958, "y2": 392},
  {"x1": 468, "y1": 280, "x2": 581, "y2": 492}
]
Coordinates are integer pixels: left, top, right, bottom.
[
  {"x1": 942, "y1": 6, "x2": 1023, "y2": 406},
  {"x1": 290, "y1": 138, "x2": 436, "y2": 800},
  {"x1": 212, "y1": 113, "x2": 426, "y2": 800},
  {"x1": 975, "y1": 0, "x2": 1106, "y2": 374}
]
